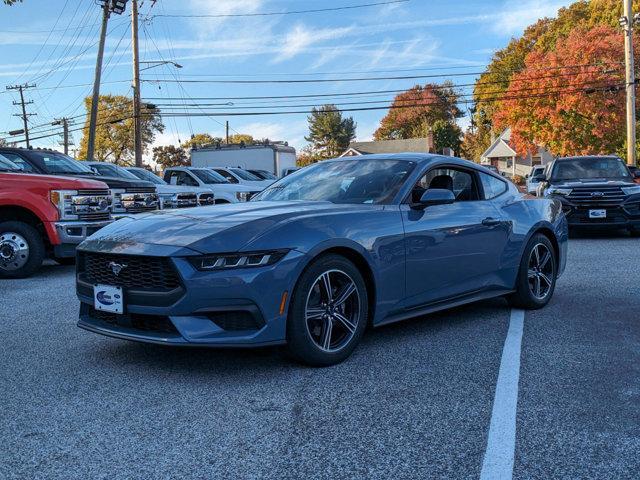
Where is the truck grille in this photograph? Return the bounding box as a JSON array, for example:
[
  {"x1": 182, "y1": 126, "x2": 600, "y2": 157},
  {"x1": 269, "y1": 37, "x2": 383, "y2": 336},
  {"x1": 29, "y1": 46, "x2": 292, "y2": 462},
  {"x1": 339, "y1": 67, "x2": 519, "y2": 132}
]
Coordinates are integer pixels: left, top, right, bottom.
[
  {"x1": 77, "y1": 189, "x2": 110, "y2": 196},
  {"x1": 176, "y1": 193, "x2": 197, "y2": 207},
  {"x1": 125, "y1": 187, "x2": 156, "y2": 194},
  {"x1": 78, "y1": 252, "x2": 181, "y2": 292},
  {"x1": 566, "y1": 186, "x2": 626, "y2": 206},
  {"x1": 198, "y1": 193, "x2": 214, "y2": 206},
  {"x1": 78, "y1": 212, "x2": 111, "y2": 221}
]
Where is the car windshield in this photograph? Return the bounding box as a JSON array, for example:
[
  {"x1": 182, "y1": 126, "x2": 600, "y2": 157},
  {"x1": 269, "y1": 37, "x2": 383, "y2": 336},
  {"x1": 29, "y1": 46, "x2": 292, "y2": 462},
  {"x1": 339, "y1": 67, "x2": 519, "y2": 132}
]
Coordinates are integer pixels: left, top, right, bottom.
[
  {"x1": 127, "y1": 168, "x2": 167, "y2": 185},
  {"x1": 0, "y1": 154, "x2": 22, "y2": 172},
  {"x1": 552, "y1": 157, "x2": 631, "y2": 181},
  {"x1": 253, "y1": 159, "x2": 416, "y2": 204},
  {"x1": 192, "y1": 169, "x2": 229, "y2": 184},
  {"x1": 30, "y1": 152, "x2": 94, "y2": 174},
  {"x1": 91, "y1": 163, "x2": 140, "y2": 180},
  {"x1": 230, "y1": 168, "x2": 261, "y2": 181},
  {"x1": 253, "y1": 170, "x2": 277, "y2": 180}
]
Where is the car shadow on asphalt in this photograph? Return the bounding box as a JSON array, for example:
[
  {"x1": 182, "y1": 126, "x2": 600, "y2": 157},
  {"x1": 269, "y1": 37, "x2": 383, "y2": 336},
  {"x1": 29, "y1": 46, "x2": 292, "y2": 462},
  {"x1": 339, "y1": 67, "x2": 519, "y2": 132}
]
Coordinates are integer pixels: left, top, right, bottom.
[
  {"x1": 569, "y1": 229, "x2": 636, "y2": 240},
  {"x1": 90, "y1": 297, "x2": 511, "y2": 374}
]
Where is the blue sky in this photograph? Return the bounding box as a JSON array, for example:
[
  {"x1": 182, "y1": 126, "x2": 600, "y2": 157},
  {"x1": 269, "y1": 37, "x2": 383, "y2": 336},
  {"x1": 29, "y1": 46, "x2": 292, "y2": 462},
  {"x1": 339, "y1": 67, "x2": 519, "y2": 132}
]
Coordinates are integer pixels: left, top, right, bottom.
[{"x1": 0, "y1": 0, "x2": 572, "y2": 160}]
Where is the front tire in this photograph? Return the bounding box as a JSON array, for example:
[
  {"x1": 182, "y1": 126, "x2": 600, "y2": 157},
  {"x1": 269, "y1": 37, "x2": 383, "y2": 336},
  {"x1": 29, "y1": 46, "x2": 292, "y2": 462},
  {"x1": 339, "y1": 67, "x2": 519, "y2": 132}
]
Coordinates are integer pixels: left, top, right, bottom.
[
  {"x1": 0, "y1": 221, "x2": 45, "y2": 279},
  {"x1": 286, "y1": 254, "x2": 368, "y2": 367},
  {"x1": 508, "y1": 233, "x2": 557, "y2": 310}
]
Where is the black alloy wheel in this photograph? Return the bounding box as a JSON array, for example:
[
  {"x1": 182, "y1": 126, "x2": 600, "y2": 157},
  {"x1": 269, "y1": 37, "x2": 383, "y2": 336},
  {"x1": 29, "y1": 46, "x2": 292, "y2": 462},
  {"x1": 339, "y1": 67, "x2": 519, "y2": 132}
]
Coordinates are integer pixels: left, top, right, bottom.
[{"x1": 287, "y1": 254, "x2": 368, "y2": 366}]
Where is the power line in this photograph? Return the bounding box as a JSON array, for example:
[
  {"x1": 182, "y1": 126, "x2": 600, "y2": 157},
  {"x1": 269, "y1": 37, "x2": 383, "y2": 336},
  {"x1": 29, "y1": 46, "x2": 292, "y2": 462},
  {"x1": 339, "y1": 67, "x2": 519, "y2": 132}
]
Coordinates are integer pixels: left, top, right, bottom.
[
  {"x1": 141, "y1": 64, "x2": 623, "y2": 85},
  {"x1": 151, "y1": 1, "x2": 409, "y2": 19}
]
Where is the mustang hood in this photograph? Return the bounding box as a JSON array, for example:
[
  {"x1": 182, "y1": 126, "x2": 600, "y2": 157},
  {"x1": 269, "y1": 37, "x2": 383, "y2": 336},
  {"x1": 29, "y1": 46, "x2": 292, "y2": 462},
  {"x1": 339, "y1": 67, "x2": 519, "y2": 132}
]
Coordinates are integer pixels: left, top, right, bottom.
[{"x1": 80, "y1": 201, "x2": 365, "y2": 254}]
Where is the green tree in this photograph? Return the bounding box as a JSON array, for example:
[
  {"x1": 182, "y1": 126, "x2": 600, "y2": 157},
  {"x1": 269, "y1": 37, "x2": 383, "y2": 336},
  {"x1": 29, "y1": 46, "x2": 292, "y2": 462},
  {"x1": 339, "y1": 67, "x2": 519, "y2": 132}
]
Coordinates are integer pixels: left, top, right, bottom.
[
  {"x1": 228, "y1": 133, "x2": 254, "y2": 144},
  {"x1": 432, "y1": 120, "x2": 462, "y2": 155},
  {"x1": 374, "y1": 83, "x2": 462, "y2": 140},
  {"x1": 182, "y1": 133, "x2": 221, "y2": 150},
  {"x1": 78, "y1": 95, "x2": 164, "y2": 165},
  {"x1": 305, "y1": 104, "x2": 356, "y2": 159},
  {"x1": 153, "y1": 145, "x2": 188, "y2": 169}
]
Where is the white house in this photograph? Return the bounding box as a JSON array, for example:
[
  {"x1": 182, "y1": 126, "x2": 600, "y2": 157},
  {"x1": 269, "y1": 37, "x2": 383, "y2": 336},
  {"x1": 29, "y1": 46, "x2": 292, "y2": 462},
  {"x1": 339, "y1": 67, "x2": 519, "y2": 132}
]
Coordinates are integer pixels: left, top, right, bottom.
[{"x1": 481, "y1": 128, "x2": 554, "y2": 177}]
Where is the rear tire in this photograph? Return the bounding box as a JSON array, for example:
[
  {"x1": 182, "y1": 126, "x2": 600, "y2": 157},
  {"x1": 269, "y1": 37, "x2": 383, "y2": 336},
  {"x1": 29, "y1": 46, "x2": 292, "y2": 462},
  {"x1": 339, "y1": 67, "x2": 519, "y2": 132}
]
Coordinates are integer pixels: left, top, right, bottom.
[
  {"x1": 0, "y1": 221, "x2": 45, "y2": 279},
  {"x1": 286, "y1": 254, "x2": 368, "y2": 367},
  {"x1": 508, "y1": 233, "x2": 557, "y2": 310}
]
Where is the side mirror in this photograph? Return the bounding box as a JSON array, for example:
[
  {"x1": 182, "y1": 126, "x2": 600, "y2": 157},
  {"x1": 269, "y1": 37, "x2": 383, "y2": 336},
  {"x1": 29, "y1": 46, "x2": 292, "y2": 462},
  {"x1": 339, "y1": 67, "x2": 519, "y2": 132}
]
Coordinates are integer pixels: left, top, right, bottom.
[
  {"x1": 633, "y1": 171, "x2": 640, "y2": 179},
  {"x1": 411, "y1": 188, "x2": 455, "y2": 210},
  {"x1": 532, "y1": 174, "x2": 546, "y2": 182}
]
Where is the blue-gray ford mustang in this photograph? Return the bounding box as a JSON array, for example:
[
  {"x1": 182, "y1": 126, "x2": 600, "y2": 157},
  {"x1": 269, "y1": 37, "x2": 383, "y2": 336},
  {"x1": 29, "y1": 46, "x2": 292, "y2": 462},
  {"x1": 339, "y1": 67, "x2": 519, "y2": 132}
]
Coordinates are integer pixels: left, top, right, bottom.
[{"x1": 76, "y1": 154, "x2": 568, "y2": 366}]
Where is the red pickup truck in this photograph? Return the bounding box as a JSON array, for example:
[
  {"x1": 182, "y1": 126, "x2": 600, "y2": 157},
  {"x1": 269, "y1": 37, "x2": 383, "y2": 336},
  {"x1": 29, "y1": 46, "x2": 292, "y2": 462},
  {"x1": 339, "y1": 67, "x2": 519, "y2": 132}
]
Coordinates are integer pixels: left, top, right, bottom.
[{"x1": 0, "y1": 154, "x2": 113, "y2": 278}]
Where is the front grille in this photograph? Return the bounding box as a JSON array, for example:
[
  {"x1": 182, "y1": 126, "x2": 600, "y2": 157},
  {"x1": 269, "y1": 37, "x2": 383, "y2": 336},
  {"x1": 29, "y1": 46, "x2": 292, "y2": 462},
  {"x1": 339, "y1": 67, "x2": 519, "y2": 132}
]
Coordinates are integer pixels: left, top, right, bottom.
[
  {"x1": 207, "y1": 311, "x2": 265, "y2": 331},
  {"x1": 78, "y1": 212, "x2": 111, "y2": 221},
  {"x1": 125, "y1": 187, "x2": 156, "y2": 194},
  {"x1": 88, "y1": 307, "x2": 178, "y2": 334},
  {"x1": 566, "y1": 186, "x2": 626, "y2": 206},
  {"x1": 198, "y1": 193, "x2": 214, "y2": 205},
  {"x1": 79, "y1": 252, "x2": 181, "y2": 291},
  {"x1": 77, "y1": 189, "x2": 110, "y2": 196}
]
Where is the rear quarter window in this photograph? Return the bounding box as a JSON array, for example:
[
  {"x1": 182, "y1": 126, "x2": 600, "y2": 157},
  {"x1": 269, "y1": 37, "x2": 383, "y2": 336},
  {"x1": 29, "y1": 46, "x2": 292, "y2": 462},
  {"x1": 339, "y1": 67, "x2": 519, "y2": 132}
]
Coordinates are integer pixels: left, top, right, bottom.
[{"x1": 480, "y1": 173, "x2": 508, "y2": 199}]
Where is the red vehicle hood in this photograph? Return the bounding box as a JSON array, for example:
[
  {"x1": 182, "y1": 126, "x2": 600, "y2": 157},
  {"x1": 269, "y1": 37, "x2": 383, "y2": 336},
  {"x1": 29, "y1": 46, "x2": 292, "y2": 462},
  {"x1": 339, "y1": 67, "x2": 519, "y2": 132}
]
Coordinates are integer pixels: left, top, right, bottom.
[{"x1": 0, "y1": 172, "x2": 109, "y2": 190}]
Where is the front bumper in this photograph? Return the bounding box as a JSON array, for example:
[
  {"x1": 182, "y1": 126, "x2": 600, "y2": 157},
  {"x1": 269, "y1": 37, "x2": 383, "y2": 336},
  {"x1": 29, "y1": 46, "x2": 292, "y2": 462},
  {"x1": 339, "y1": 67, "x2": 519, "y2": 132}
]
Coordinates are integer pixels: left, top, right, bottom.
[
  {"x1": 553, "y1": 195, "x2": 640, "y2": 229},
  {"x1": 52, "y1": 220, "x2": 112, "y2": 257},
  {"x1": 76, "y1": 249, "x2": 306, "y2": 347}
]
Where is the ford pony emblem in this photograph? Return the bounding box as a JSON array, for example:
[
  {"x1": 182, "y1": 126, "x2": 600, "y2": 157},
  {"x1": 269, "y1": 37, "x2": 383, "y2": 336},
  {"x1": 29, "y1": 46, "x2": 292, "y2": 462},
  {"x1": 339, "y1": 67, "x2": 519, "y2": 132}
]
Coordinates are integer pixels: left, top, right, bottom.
[{"x1": 108, "y1": 261, "x2": 127, "y2": 276}]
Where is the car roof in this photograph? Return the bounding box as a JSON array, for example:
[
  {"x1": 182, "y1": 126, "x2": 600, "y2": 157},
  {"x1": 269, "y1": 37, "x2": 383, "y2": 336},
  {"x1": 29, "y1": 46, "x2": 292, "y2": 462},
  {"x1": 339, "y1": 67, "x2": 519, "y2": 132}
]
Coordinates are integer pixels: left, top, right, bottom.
[
  {"x1": 326, "y1": 153, "x2": 488, "y2": 171},
  {"x1": 556, "y1": 155, "x2": 623, "y2": 161}
]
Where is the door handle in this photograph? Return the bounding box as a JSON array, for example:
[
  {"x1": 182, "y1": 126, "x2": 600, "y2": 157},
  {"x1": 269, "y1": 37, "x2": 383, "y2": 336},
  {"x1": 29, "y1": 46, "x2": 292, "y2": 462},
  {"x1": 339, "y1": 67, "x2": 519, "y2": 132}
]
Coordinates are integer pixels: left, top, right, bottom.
[{"x1": 482, "y1": 217, "x2": 502, "y2": 226}]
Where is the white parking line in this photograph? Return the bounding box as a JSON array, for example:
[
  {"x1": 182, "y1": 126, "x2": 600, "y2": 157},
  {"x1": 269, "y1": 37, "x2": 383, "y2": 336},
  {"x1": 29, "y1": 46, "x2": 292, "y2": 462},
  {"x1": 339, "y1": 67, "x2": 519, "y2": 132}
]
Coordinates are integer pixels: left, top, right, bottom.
[{"x1": 480, "y1": 308, "x2": 525, "y2": 480}]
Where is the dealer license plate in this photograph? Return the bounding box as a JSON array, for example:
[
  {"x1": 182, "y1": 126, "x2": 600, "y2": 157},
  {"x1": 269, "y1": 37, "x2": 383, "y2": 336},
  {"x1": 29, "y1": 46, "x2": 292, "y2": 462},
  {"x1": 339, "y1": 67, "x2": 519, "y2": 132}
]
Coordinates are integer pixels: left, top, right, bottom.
[
  {"x1": 94, "y1": 284, "x2": 124, "y2": 314},
  {"x1": 589, "y1": 209, "x2": 606, "y2": 219}
]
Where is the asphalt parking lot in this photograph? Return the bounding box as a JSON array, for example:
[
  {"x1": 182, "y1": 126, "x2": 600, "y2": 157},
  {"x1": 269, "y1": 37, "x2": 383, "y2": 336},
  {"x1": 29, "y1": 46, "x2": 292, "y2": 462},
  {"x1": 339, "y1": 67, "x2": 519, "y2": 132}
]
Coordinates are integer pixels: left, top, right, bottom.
[{"x1": 1, "y1": 235, "x2": 639, "y2": 479}]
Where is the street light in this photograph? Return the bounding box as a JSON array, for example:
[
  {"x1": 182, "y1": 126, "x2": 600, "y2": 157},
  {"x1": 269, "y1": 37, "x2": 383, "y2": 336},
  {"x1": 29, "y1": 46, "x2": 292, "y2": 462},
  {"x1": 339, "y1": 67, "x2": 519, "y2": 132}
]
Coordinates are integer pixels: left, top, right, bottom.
[{"x1": 139, "y1": 61, "x2": 183, "y2": 72}]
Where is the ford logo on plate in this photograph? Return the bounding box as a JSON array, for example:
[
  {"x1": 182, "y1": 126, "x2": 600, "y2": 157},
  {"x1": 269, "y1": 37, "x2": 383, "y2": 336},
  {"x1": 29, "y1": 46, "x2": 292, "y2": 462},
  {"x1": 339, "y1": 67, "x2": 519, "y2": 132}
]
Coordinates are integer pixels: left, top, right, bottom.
[
  {"x1": 96, "y1": 291, "x2": 114, "y2": 306},
  {"x1": 591, "y1": 191, "x2": 605, "y2": 198}
]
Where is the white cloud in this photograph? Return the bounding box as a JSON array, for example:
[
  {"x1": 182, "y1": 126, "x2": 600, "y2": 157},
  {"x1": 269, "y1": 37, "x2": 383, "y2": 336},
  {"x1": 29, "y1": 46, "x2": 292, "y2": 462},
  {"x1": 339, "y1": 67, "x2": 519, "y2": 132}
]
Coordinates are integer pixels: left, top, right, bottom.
[
  {"x1": 492, "y1": 0, "x2": 570, "y2": 36},
  {"x1": 276, "y1": 24, "x2": 354, "y2": 62}
]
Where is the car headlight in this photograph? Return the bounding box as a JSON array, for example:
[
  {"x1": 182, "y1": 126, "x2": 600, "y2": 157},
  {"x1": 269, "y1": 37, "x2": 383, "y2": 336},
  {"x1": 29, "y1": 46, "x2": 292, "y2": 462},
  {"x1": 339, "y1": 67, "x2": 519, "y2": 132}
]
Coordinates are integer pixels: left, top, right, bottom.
[
  {"x1": 189, "y1": 250, "x2": 289, "y2": 271},
  {"x1": 547, "y1": 187, "x2": 573, "y2": 196},
  {"x1": 236, "y1": 191, "x2": 250, "y2": 202},
  {"x1": 622, "y1": 185, "x2": 640, "y2": 196},
  {"x1": 50, "y1": 190, "x2": 112, "y2": 220}
]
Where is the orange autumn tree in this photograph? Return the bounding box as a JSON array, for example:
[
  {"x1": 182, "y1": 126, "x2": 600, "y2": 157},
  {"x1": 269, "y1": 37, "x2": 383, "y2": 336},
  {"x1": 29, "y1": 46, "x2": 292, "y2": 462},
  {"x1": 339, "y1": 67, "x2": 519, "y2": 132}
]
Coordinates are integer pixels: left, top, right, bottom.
[
  {"x1": 374, "y1": 83, "x2": 462, "y2": 140},
  {"x1": 494, "y1": 25, "x2": 638, "y2": 157}
]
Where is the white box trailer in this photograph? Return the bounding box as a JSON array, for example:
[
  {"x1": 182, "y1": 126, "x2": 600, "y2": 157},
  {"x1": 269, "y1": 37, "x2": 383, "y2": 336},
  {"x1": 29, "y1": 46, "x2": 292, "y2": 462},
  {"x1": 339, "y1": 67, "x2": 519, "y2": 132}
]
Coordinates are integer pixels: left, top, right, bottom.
[{"x1": 190, "y1": 143, "x2": 297, "y2": 177}]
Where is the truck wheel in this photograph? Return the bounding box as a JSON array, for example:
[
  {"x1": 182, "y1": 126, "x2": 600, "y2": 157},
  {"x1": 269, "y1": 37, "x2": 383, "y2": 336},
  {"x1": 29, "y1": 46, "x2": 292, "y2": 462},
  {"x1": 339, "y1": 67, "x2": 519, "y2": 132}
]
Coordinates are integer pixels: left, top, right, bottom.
[{"x1": 0, "y1": 221, "x2": 45, "y2": 279}]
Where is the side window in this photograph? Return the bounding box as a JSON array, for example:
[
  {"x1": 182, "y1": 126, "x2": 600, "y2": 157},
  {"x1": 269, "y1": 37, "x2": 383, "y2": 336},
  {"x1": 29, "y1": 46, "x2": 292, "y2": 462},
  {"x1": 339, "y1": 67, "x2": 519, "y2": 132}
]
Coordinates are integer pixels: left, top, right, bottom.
[
  {"x1": 1, "y1": 153, "x2": 34, "y2": 172},
  {"x1": 412, "y1": 167, "x2": 480, "y2": 203},
  {"x1": 479, "y1": 173, "x2": 508, "y2": 200},
  {"x1": 215, "y1": 169, "x2": 238, "y2": 183},
  {"x1": 183, "y1": 173, "x2": 198, "y2": 186}
]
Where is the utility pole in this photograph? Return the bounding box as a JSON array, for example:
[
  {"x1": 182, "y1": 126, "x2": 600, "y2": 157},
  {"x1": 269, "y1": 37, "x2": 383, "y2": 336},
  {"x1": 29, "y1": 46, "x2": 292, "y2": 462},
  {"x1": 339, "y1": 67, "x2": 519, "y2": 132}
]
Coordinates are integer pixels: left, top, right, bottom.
[
  {"x1": 87, "y1": 2, "x2": 111, "y2": 161},
  {"x1": 621, "y1": 0, "x2": 638, "y2": 166},
  {"x1": 225, "y1": 121, "x2": 230, "y2": 144},
  {"x1": 53, "y1": 118, "x2": 70, "y2": 155},
  {"x1": 131, "y1": 0, "x2": 143, "y2": 167},
  {"x1": 87, "y1": 1, "x2": 127, "y2": 161},
  {"x1": 6, "y1": 83, "x2": 36, "y2": 148}
]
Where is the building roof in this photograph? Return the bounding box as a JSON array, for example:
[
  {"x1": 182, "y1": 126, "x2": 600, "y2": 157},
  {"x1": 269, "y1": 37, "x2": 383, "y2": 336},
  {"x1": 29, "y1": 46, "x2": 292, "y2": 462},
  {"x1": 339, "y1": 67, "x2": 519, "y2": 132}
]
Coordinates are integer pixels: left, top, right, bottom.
[
  {"x1": 341, "y1": 137, "x2": 432, "y2": 156},
  {"x1": 481, "y1": 128, "x2": 517, "y2": 160}
]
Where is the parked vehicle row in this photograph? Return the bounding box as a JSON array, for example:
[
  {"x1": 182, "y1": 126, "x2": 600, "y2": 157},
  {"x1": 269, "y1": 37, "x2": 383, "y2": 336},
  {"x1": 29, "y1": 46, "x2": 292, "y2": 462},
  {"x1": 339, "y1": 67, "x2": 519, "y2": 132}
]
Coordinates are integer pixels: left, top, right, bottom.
[{"x1": 0, "y1": 148, "x2": 282, "y2": 278}]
